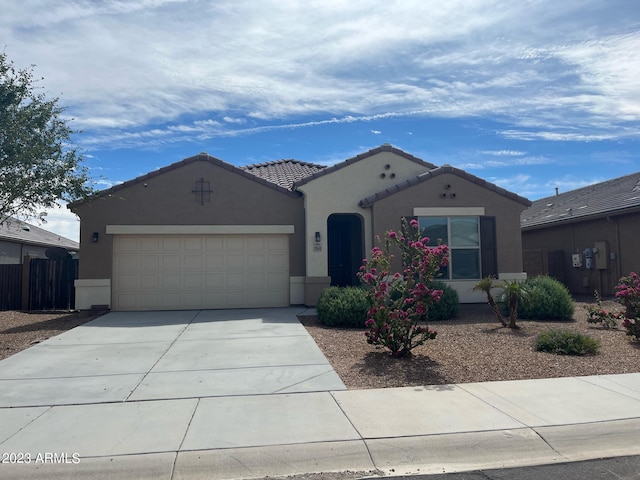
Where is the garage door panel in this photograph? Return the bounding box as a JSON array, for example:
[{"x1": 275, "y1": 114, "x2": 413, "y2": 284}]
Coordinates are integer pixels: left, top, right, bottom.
[
  {"x1": 184, "y1": 273, "x2": 203, "y2": 288},
  {"x1": 116, "y1": 237, "x2": 139, "y2": 252},
  {"x1": 246, "y1": 272, "x2": 265, "y2": 288},
  {"x1": 247, "y1": 254, "x2": 266, "y2": 269},
  {"x1": 112, "y1": 234, "x2": 289, "y2": 311},
  {"x1": 162, "y1": 274, "x2": 182, "y2": 289},
  {"x1": 226, "y1": 273, "x2": 245, "y2": 289},
  {"x1": 139, "y1": 256, "x2": 160, "y2": 271},
  {"x1": 140, "y1": 237, "x2": 160, "y2": 251},
  {"x1": 162, "y1": 237, "x2": 181, "y2": 250},
  {"x1": 226, "y1": 254, "x2": 245, "y2": 269},
  {"x1": 205, "y1": 237, "x2": 224, "y2": 251},
  {"x1": 247, "y1": 237, "x2": 265, "y2": 250},
  {"x1": 162, "y1": 255, "x2": 181, "y2": 270},
  {"x1": 268, "y1": 236, "x2": 287, "y2": 249},
  {"x1": 114, "y1": 254, "x2": 138, "y2": 270},
  {"x1": 184, "y1": 255, "x2": 203, "y2": 270},
  {"x1": 205, "y1": 273, "x2": 224, "y2": 288},
  {"x1": 267, "y1": 253, "x2": 287, "y2": 269},
  {"x1": 226, "y1": 237, "x2": 245, "y2": 251},
  {"x1": 139, "y1": 274, "x2": 160, "y2": 290},
  {"x1": 205, "y1": 255, "x2": 224, "y2": 269},
  {"x1": 138, "y1": 293, "x2": 161, "y2": 309}
]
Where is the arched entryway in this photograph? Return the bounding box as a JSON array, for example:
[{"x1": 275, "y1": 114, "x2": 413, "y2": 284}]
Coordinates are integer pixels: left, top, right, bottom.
[{"x1": 327, "y1": 214, "x2": 364, "y2": 287}]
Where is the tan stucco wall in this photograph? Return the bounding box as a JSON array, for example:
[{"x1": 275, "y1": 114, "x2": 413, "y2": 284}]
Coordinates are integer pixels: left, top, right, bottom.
[
  {"x1": 72, "y1": 160, "x2": 306, "y2": 281},
  {"x1": 522, "y1": 211, "x2": 640, "y2": 296},
  {"x1": 297, "y1": 151, "x2": 431, "y2": 278},
  {"x1": 369, "y1": 172, "x2": 528, "y2": 275}
]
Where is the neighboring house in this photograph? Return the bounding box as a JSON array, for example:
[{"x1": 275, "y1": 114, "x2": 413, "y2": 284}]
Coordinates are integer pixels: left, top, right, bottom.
[
  {"x1": 0, "y1": 218, "x2": 79, "y2": 264},
  {"x1": 69, "y1": 144, "x2": 531, "y2": 311},
  {"x1": 521, "y1": 172, "x2": 640, "y2": 296}
]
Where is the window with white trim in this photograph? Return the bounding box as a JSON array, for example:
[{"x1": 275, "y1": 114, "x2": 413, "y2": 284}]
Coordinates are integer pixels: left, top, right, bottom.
[{"x1": 418, "y1": 216, "x2": 481, "y2": 280}]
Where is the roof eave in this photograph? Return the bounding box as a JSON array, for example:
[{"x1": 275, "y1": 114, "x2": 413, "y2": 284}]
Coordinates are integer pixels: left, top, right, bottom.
[
  {"x1": 521, "y1": 204, "x2": 640, "y2": 231},
  {"x1": 69, "y1": 153, "x2": 300, "y2": 210},
  {"x1": 359, "y1": 165, "x2": 532, "y2": 208},
  {"x1": 293, "y1": 144, "x2": 437, "y2": 189}
]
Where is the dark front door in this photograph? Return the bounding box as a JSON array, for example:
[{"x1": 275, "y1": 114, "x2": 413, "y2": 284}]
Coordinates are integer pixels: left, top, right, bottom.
[{"x1": 328, "y1": 214, "x2": 363, "y2": 287}]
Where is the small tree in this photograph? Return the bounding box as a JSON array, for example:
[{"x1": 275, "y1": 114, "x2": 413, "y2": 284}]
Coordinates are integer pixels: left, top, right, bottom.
[
  {"x1": 472, "y1": 276, "x2": 507, "y2": 327},
  {"x1": 358, "y1": 218, "x2": 449, "y2": 357},
  {"x1": 500, "y1": 279, "x2": 528, "y2": 329},
  {"x1": 0, "y1": 52, "x2": 93, "y2": 224},
  {"x1": 473, "y1": 276, "x2": 527, "y2": 329}
]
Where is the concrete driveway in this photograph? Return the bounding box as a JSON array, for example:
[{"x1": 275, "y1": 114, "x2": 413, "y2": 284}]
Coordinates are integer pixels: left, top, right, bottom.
[
  {"x1": 2, "y1": 308, "x2": 640, "y2": 479},
  {"x1": 0, "y1": 308, "x2": 345, "y2": 407}
]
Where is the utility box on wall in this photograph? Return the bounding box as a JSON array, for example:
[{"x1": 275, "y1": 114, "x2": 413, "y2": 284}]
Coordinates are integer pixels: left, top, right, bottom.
[
  {"x1": 594, "y1": 241, "x2": 608, "y2": 270},
  {"x1": 572, "y1": 253, "x2": 583, "y2": 268}
]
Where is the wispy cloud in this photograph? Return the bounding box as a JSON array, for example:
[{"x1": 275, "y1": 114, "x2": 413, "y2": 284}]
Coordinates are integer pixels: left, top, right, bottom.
[
  {"x1": 481, "y1": 150, "x2": 526, "y2": 156},
  {"x1": 3, "y1": 0, "x2": 639, "y2": 152}
]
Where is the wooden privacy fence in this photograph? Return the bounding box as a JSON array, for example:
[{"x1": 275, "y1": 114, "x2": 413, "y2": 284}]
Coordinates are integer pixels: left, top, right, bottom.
[
  {"x1": 0, "y1": 264, "x2": 22, "y2": 310},
  {"x1": 29, "y1": 258, "x2": 78, "y2": 311},
  {"x1": 0, "y1": 258, "x2": 78, "y2": 311}
]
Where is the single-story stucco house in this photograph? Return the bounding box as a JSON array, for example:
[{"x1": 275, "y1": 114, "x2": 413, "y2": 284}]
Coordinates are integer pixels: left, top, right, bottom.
[
  {"x1": 0, "y1": 217, "x2": 79, "y2": 265},
  {"x1": 522, "y1": 171, "x2": 640, "y2": 296},
  {"x1": 69, "y1": 144, "x2": 531, "y2": 311}
]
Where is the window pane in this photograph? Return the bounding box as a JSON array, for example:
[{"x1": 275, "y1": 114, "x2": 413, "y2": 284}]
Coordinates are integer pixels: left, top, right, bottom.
[
  {"x1": 450, "y1": 217, "x2": 479, "y2": 247},
  {"x1": 452, "y1": 249, "x2": 480, "y2": 279},
  {"x1": 419, "y1": 217, "x2": 448, "y2": 246}
]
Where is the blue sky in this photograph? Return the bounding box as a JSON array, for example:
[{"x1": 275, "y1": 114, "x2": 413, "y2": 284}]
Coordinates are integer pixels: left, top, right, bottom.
[{"x1": 3, "y1": 0, "x2": 639, "y2": 242}]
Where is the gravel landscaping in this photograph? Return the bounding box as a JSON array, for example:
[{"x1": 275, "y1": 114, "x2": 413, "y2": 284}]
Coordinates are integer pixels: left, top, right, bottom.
[
  {"x1": 300, "y1": 298, "x2": 640, "y2": 389},
  {"x1": 2, "y1": 299, "x2": 639, "y2": 390},
  {"x1": 0, "y1": 310, "x2": 104, "y2": 360}
]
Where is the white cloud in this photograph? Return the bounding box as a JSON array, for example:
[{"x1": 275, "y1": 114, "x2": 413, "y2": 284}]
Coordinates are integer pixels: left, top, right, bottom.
[
  {"x1": 371, "y1": 130, "x2": 382, "y2": 135},
  {"x1": 2, "y1": 0, "x2": 639, "y2": 150},
  {"x1": 481, "y1": 150, "x2": 526, "y2": 156},
  {"x1": 40, "y1": 203, "x2": 80, "y2": 243}
]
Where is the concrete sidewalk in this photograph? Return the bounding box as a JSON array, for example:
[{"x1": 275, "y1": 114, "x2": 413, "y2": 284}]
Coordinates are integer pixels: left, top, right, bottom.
[{"x1": 0, "y1": 309, "x2": 639, "y2": 479}]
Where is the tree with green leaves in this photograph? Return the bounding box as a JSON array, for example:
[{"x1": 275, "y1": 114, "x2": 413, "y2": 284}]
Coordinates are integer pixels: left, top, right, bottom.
[{"x1": 0, "y1": 52, "x2": 93, "y2": 224}]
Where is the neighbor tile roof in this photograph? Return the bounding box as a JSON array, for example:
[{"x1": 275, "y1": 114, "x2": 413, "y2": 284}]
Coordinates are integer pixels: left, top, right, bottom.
[
  {"x1": 240, "y1": 159, "x2": 327, "y2": 190},
  {"x1": 0, "y1": 218, "x2": 79, "y2": 250},
  {"x1": 521, "y1": 171, "x2": 640, "y2": 230}
]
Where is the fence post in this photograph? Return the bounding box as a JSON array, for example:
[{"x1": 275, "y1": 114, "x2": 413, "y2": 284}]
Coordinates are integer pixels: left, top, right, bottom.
[{"x1": 21, "y1": 255, "x2": 31, "y2": 310}]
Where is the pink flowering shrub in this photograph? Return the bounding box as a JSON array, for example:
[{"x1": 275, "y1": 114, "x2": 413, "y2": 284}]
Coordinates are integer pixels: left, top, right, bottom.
[
  {"x1": 616, "y1": 272, "x2": 640, "y2": 340},
  {"x1": 357, "y1": 217, "x2": 449, "y2": 357},
  {"x1": 585, "y1": 290, "x2": 624, "y2": 329}
]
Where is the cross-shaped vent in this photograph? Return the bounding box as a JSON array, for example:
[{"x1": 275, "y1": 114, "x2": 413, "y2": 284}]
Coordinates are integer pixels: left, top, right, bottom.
[{"x1": 192, "y1": 178, "x2": 213, "y2": 205}]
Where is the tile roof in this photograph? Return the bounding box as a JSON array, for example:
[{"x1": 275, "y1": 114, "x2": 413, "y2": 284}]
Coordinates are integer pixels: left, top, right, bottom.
[
  {"x1": 240, "y1": 159, "x2": 326, "y2": 190},
  {"x1": 0, "y1": 218, "x2": 79, "y2": 250},
  {"x1": 68, "y1": 153, "x2": 301, "y2": 208},
  {"x1": 359, "y1": 165, "x2": 532, "y2": 208},
  {"x1": 521, "y1": 171, "x2": 640, "y2": 230}
]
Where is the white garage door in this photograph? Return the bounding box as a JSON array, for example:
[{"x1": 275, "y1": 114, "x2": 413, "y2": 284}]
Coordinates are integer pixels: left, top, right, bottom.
[{"x1": 112, "y1": 234, "x2": 289, "y2": 311}]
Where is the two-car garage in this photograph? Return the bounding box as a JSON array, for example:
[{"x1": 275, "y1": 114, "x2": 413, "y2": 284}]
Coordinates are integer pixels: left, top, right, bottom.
[{"x1": 109, "y1": 227, "x2": 291, "y2": 311}]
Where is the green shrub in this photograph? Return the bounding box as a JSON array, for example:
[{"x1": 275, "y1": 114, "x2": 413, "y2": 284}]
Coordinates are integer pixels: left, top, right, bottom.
[
  {"x1": 535, "y1": 329, "x2": 600, "y2": 355},
  {"x1": 427, "y1": 281, "x2": 459, "y2": 321},
  {"x1": 517, "y1": 276, "x2": 575, "y2": 320},
  {"x1": 317, "y1": 286, "x2": 370, "y2": 328}
]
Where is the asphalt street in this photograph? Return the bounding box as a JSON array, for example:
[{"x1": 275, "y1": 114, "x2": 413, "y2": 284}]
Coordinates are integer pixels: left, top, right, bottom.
[{"x1": 383, "y1": 455, "x2": 640, "y2": 479}]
